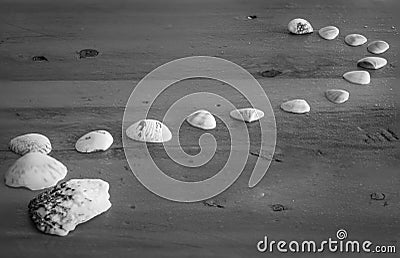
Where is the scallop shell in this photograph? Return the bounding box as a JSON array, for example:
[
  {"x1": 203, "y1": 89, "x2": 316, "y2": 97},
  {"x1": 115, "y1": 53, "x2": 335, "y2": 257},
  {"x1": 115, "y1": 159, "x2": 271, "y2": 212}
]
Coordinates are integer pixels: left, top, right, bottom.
[
  {"x1": 367, "y1": 40, "x2": 389, "y2": 54},
  {"x1": 280, "y1": 99, "x2": 310, "y2": 114},
  {"x1": 5, "y1": 152, "x2": 67, "y2": 190},
  {"x1": 75, "y1": 130, "x2": 113, "y2": 153},
  {"x1": 344, "y1": 34, "x2": 367, "y2": 46},
  {"x1": 288, "y1": 18, "x2": 313, "y2": 34},
  {"x1": 325, "y1": 89, "x2": 350, "y2": 104},
  {"x1": 318, "y1": 26, "x2": 339, "y2": 40},
  {"x1": 126, "y1": 119, "x2": 172, "y2": 143},
  {"x1": 186, "y1": 110, "x2": 216, "y2": 130},
  {"x1": 9, "y1": 133, "x2": 52, "y2": 155},
  {"x1": 357, "y1": 57, "x2": 387, "y2": 70},
  {"x1": 28, "y1": 179, "x2": 111, "y2": 236},
  {"x1": 343, "y1": 71, "x2": 370, "y2": 85},
  {"x1": 230, "y1": 108, "x2": 264, "y2": 123}
]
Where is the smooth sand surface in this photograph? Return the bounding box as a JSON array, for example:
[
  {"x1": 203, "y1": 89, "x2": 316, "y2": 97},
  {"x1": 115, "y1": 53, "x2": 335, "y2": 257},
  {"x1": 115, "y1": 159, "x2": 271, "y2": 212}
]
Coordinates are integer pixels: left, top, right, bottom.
[{"x1": 0, "y1": 0, "x2": 399, "y2": 257}]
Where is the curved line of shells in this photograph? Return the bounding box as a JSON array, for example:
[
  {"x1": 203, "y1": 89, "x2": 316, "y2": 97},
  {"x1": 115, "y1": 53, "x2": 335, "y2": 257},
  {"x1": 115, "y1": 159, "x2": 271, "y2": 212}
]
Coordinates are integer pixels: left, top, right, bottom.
[{"x1": 286, "y1": 18, "x2": 390, "y2": 107}]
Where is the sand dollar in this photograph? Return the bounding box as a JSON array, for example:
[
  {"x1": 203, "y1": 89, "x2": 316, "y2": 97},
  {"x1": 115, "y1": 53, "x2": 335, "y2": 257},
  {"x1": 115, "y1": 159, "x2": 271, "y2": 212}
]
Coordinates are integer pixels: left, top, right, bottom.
[
  {"x1": 126, "y1": 119, "x2": 172, "y2": 143},
  {"x1": 9, "y1": 133, "x2": 52, "y2": 155},
  {"x1": 230, "y1": 108, "x2": 264, "y2": 123},
  {"x1": 288, "y1": 18, "x2": 313, "y2": 34},
  {"x1": 5, "y1": 152, "x2": 67, "y2": 190},
  {"x1": 186, "y1": 110, "x2": 216, "y2": 130},
  {"x1": 281, "y1": 99, "x2": 310, "y2": 114},
  {"x1": 28, "y1": 179, "x2": 111, "y2": 236},
  {"x1": 75, "y1": 130, "x2": 113, "y2": 153}
]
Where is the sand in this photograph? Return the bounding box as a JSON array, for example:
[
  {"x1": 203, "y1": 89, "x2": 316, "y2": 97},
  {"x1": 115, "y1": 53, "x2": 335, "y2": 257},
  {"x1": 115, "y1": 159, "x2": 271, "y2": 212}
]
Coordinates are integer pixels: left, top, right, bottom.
[{"x1": 0, "y1": 0, "x2": 399, "y2": 257}]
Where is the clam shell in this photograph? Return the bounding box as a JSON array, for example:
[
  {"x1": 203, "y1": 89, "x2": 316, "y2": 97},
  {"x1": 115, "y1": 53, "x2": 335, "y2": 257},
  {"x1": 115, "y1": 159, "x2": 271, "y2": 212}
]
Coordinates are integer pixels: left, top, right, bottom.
[
  {"x1": 186, "y1": 110, "x2": 216, "y2": 130},
  {"x1": 343, "y1": 71, "x2": 370, "y2": 85},
  {"x1": 230, "y1": 108, "x2": 264, "y2": 123},
  {"x1": 357, "y1": 57, "x2": 387, "y2": 70},
  {"x1": 9, "y1": 133, "x2": 52, "y2": 155},
  {"x1": 344, "y1": 34, "x2": 367, "y2": 46},
  {"x1": 367, "y1": 40, "x2": 389, "y2": 54},
  {"x1": 126, "y1": 119, "x2": 172, "y2": 143},
  {"x1": 280, "y1": 99, "x2": 310, "y2": 114},
  {"x1": 28, "y1": 179, "x2": 111, "y2": 236},
  {"x1": 318, "y1": 26, "x2": 339, "y2": 40},
  {"x1": 5, "y1": 152, "x2": 67, "y2": 190},
  {"x1": 288, "y1": 18, "x2": 313, "y2": 34},
  {"x1": 325, "y1": 89, "x2": 350, "y2": 104},
  {"x1": 75, "y1": 130, "x2": 113, "y2": 153}
]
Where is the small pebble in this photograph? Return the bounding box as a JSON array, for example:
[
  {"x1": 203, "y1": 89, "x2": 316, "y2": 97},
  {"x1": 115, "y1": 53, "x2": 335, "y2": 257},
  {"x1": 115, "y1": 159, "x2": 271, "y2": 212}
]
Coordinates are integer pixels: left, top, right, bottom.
[
  {"x1": 370, "y1": 192, "x2": 385, "y2": 200},
  {"x1": 344, "y1": 34, "x2": 367, "y2": 46},
  {"x1": 32, "y1": 56, "x2": 48, "y2": 62},
  {"x1": 318, "y1": 26, "x2": 339, "y2": 40},
  {"x1": 78, "y1": 49, "x2": 99, "y2": 58},
  {"x1": 247, "y1": 15, "x2": 257, "y2": 20}
]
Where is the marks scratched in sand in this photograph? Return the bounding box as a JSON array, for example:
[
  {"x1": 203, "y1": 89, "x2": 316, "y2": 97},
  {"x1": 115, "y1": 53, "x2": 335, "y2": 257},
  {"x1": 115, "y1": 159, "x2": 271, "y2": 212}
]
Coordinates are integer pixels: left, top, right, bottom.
[{"x1": 363, "y1": 128, "x2": 399, "y2": 144}]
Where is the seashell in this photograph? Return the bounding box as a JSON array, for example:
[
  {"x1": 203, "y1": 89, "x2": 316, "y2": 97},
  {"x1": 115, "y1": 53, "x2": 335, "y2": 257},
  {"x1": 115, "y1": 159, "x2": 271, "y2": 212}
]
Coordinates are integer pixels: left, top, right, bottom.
[
  {"x1": 318, "y1": 26, "x2": 339, "y2": 40},
  {"x1": 230, "y1": 108, "x2": 264, "y2": 123},
  {"x1": 126, "y1": 119, "x2": 172, "y2": 143},
  {"x1": 75, "y1": 130, "x2": 113, "y2": 153},
  {"x1": 287, "y1": 18, "x2": 313, "y2": 34},
  {"x1": 9, "y1": 133, "x2": 52, "y2": 155},
  {"x1": 325, "y1": 89, "x2": 350, "y2": 104},
  {"x1": 367, "y1": 40, "x2": 389, "y2": 54},
  {"x1": 357, "y1": 57, "x2": 387, "y2": 70},
  {"x1": 28, "y1": 179, "x2": 111, "y2": 236},
  {"x1": 5, "y1": 152, "x2": 67, "y2": 190},
  {"x1": 344, "y1": 34, "x2": 367, "y2": 46},
  {"x1": 186, "y1": 110, "x2": 216, "y2": 130},
  {"x1": 280, "y1": 99, "x2": 310, "y2": 114},
  {"x1": 343, "y1": 71, "x2": 370, "y2": 85}
]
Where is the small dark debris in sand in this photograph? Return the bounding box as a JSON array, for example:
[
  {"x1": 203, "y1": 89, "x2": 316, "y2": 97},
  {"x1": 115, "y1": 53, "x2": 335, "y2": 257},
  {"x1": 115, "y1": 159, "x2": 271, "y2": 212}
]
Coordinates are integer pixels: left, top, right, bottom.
[
  {"x1": 32, "y1": 56, "x2": 48, "y2": 62},
  {"x1": 383, "y1": 201, "x2": 389, "y2": 207},
  {"x1": 250, "y1": 150, "x2": 283, "y2": 162},
  {"x1": 271, "y1": 204, "x2": 285, "y2": 212},
  {"x1": 315, "y1": 149, "x2": 324, "y2": 156},
  {"x1": 261, "y1": 69, "x2": 282, "y2": 78},
  {"x1": 203, "y1": 199, "x2": 225, "y2": 208},
  {"x1": 78, "y1": 49, "x2": 99, "y2": 59},
  {"x1": 370, "y1": 192, "x2": 385, "y2": 201},
  {"x1": 130, "y1": 204, "x2": 136, "y2": 210},
  {"x1": 124, "y1": 165, "x2": 130, "y2": 171},
  {"x1": 15, "y1": 112, "x2": 21, "y2": 117},
  {"x1": 216, "y1": 104, "x2": 221, "y2": 107},
  {"x1": 247, "y1": 15, "x2": 257, "y2": 20},
  {"x1": 142, "y1": 100, "x2": 149, "y2": 104}
]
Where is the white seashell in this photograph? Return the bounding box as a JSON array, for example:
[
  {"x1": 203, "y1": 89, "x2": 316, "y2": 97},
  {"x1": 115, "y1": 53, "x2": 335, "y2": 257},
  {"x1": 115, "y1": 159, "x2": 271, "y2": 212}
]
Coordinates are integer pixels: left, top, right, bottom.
[
  {"x1": 288, "y1": 18, "x2": 313, "y2": 34},
  {"x1": 186, "y1": 110, "x2": 216, "y2": 130},
  {"x1": 367, "y1": 40, "x2": 389, "y2": 54},
  {"x1": 280, "y1": 99, "x2": 310, "y2": 114},
  {"x1": 325, "y1": 89, "x2": 350, "y2": 104},
  {"x1": 5, "y1": 152, "x2": 67, "y2": 190},
  {"x1": 343, "y1": 71, "x2": 370, "y2": 85},
  {"x1": 28, "y1": 179, "x2": 111, "y2": 236},
  {"x1": 230, "y1": 108, "x2": 264, "y2": 123},
  {"x1": 9, "y1": 133, "x2": 52, "y2": 155},
  {"x1": 75, "y1": 130, "x2": 113, "y2": 153},
  {"x1": 126, "y1": 119, "x2": 172, "y2": 143},
  {"x1": 344, "y1": 34, "x2": 367, "y2": 46},
  {"x1": 318, "y1": 26, "x2": 339, "y2": 40},
  {"x1": 357, "y1": 57, "x2": 387, "y2": 70}
]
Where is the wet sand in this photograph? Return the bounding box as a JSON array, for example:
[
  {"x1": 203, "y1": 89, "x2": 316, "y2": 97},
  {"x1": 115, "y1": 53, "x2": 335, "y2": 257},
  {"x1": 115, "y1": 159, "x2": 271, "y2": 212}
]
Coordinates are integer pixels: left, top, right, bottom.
[{"x1": 0, "y1": 0, "x2": 399, "y2": 257}]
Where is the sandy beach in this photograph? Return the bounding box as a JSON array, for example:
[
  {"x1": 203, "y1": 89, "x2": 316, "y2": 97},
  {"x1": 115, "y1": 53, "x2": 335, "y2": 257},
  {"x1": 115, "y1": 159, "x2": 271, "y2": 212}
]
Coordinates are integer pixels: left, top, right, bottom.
[{"x1": 0, "y1": 0, "x2": 399, "y2": 257}]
